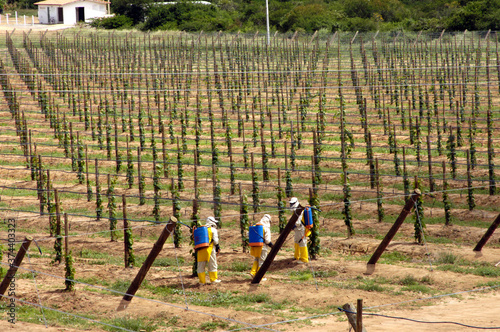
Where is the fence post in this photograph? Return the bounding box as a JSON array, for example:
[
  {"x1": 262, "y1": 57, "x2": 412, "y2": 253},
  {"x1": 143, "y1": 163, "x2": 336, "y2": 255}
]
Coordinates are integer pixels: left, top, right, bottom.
[
  {"x1": 122, "y1": 216, "x2": 178, "y2": 302},
  {"x1": 0, "y1": 236, "x2": 33, "y2": 296},
  {"x1": 473, "y1": 213, "x2": 500, "y2": 253},
  {"x1": 251, "y1": 206, "x2": 304, "y2": 284},
  {"x1": 366, "y1": 189, "x2": 421, "y2": 274}
]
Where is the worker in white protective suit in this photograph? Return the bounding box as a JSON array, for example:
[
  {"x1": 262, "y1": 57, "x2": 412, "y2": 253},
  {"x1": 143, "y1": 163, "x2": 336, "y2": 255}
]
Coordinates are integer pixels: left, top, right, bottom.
[
  {"x1": 196, "y1": 216, "x2": 221, "y2": 284},
  {"x1": 290, "y1": 197, "x2": 310, "y2": 263},
  {"x1": 250, "y1": 214, "x2": 273, "y2": 277}
]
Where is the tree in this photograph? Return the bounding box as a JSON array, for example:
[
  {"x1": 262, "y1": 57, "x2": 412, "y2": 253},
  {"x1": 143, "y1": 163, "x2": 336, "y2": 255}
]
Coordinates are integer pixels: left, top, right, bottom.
[{"x1": 111, "y1": 0, "x2": 153, "y2": 25}]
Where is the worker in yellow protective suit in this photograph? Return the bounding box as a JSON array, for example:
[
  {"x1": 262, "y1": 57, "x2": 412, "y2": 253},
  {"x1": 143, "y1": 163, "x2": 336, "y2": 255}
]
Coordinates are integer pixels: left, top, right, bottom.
[
  {"x1": 250, "y1": 214, "x2": 273, "y2": 278},
  {"x1": 197, "y1": 216, "x2": 221, "y2": 284},
  {"x1": 290, "y1": 197, "x2": 310, "y2": 263}
]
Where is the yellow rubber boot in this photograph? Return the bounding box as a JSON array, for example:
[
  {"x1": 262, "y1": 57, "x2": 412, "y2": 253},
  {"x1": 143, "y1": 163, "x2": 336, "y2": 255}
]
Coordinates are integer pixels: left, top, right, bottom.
[
  {"x1": 299, "y1": 246, "x2": 309, "y2": 263},
  {"x1": 198, "y1": 272, "x2": 206, "y2": 284},
  {"x1": 250, "y1": 260, "x2": 259, "y2": 277},
  {"x1": 294, "y1": 243, "x2": 300, "y2": 260},
  {"x1": 209, "y1": 271, "x2": 218, "y2": 282}
]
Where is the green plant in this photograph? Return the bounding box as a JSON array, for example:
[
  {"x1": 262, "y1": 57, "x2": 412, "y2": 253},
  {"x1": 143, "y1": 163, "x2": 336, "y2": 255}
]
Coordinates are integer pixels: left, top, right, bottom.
[
  {"x1": 153, "y1": 163, "x2": 161, "y2": 222},
  {"x1": 413, "y1": 177, "x2": 425, "y2": 244},
  {"x1": 446, "y1": 128, "x2": 457, "y2": 179},
  {"x1": 308, "y1": 192, "x2": 321, "y2": 259},
  {"x1": 171, "y1": 181, "x2": 182, "y2": 248},
  {"x1": 276, "y1": 186, "x2": 286, "y2": 233},
  {"x1": 240, "y1": 194, "x2": 249, "y2": 252},
  {"x1": 107, "y1": 175, "x2": 118, "y2": 241},
  {"x1": 65, "y1": 251, "x2": 75, "y2": 291},
  {"x1": 435, "y1": 252, "x2": 459, "y2": 265}
]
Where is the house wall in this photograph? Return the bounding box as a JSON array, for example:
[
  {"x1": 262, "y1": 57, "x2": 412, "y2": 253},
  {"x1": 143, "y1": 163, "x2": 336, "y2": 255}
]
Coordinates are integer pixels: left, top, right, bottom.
[
  {"x1": 37, "y1": 6, "x2": 53, "y2": 24},
  {"x1": 37, "y1": 1, "x2": 107, "y2": 25},
  {"x1": 63, "y1": 2, "x2": 107, "y2": 25}
]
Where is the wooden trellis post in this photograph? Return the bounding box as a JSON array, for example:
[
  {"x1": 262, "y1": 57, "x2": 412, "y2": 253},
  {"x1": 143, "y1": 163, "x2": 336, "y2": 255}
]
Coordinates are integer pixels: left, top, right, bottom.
[
  {"x1": 473, "y1": 213, "x2": 500, "y2": 253},
  {"x1": 0, "y1": 236, "x2": 33, "y2": 296},
  {"x1": 122, "y1": 216, "x2": 177, "y2": 302},
  {"x1": 251, "y1": 206, "x2": 304, "y2": 284},
  {"x1": 366, "y1": 189, "x2": 421, "y2": 274}
]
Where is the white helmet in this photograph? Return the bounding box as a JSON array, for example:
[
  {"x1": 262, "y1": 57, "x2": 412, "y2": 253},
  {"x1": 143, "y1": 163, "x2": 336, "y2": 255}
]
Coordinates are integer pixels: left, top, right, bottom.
[
  {"x1": 260, "y1": 214, "x2": 271, "y2": 227},
  {"x1": 206, "y1": 216, "x2": 218, "y2": 228},
  {"x1": 262, "y1": 214, "x2": 271, "y2": 222},
  {"x1": 289, "y1": 197, "x2": 299, "y2": 209}
]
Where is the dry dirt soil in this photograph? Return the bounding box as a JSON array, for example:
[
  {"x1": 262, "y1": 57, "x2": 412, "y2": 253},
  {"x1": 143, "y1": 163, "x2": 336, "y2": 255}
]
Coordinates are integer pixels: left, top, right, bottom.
[{"x1": 0, "y1": 212, "x2": 499, "y2": 332}]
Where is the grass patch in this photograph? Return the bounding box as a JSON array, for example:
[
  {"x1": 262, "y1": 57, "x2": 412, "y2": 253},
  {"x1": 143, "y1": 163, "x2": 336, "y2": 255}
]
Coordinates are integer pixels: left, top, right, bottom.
[
  {"x1": 356, "y1": 279, "x2": 386, "y2": 292},
  {"x1": 152, "y1": 256, "x2": 185, "y2": 267},
  {"x1": 189, "y1": 290, "x2": 272, "y2": 307},
  {"x1": 435, "y1": 253, "x2": 500, "y2": 277},
  {"x1": 315, "y1": 270, "x2": 338, "y2": 278},
  {"x1": 104, "y1": 316, "x2": 157, "y2": 332},
  {"x1": 110, "y1": 279, "x2": 132, "y2": 293},
  {"x1": 199, "y1": 320, "x2": 229, "y2": 331},
  {"x1": 400, "y1": 284, "x2": 434, "y2": 294},
  {"x1": 226, "y1": 260, "x2": 249, "y2": 272},
  {"x1": 289, "y1": 270, "x2": 313, "y2": 281},
  {"x1": 435, "y1": 252, "x2": 459, "y2": 264},
  {"x1": 379, "y1": 251, "x2": 412, "y2": 264},
  {"x1": 399, "y1": 274, "x2": 419, "y2": 286}
]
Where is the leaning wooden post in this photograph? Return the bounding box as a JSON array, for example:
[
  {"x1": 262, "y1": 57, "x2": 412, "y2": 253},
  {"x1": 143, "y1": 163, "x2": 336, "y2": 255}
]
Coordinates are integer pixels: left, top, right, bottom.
[
  {"x1": 473, "y1": 213, "x2": 500, "y2": 252},
  {"x1": 122, "y1": 216, "x2": 178, "y2": 302},
  {"x1": 251, "y1": 206, "x2": 304, "y2": 284},
  {"x1": 0, "y1": 236, "x2": 33, "y2": 296},
  {"x1": 366, "y1": 189, "x2": 421, "y2": 274}
]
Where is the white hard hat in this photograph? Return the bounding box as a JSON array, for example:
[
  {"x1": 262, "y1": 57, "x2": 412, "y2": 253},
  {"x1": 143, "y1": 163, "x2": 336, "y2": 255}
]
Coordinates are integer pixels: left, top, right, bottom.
[{"x1": 206, "y1": 216, "x2": 218, "y2": 228}]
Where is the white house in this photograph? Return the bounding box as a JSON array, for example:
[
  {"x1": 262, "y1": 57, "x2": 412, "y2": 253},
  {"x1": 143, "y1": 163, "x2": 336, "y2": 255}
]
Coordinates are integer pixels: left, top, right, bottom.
[{"x1": 35, "y1": 0, "x2": 110, "y2": 25}]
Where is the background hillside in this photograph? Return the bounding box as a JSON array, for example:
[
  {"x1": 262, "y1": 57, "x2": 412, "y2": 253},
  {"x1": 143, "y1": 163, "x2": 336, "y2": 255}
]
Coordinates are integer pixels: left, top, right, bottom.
[
  {"x1": 101, "y1": 0, "x2": 500, "y2": 32},
  {"x1": 6, "y1": 0, "x2": 500, "y2": 34}
]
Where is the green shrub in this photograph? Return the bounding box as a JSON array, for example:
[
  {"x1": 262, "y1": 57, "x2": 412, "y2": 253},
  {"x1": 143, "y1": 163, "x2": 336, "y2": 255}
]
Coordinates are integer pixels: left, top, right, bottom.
[
  {"x1": 436, "y1": 252, "x2": 458, "y2": 265},
  {"x1": 90, "y1": 15, "x2": 133, "y2": 29}
]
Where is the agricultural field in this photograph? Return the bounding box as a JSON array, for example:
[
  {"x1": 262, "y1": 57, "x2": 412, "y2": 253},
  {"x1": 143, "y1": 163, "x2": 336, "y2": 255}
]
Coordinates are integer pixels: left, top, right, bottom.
[{"x1": 0, "y1": 27, "x2": 499, "y2": 331}]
